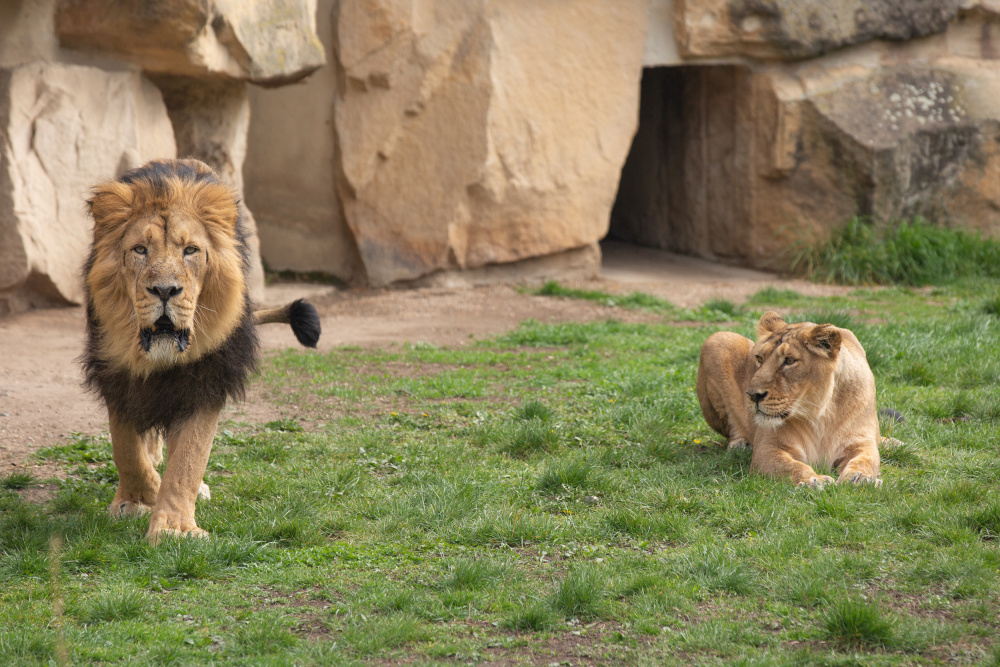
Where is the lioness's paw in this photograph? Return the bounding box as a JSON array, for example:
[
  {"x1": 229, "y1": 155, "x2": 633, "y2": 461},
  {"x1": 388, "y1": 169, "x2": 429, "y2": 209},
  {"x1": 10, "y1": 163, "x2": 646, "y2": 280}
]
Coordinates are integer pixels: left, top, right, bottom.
[
  {"x1": 797, "y1": 474, "x2": 836, "y2": 490},
  {"x1": 109, "y1": 500, "x2": 152, "y2": 518},
  {"x1": 845, "y1": 472, "x2": 882, "y2": 487},
  {"x1": 728, "y1": 438, "x2": 752, "y2": 451},
  {"x1": 198, "y1": 482, "x2": 211, "y2": 501}
]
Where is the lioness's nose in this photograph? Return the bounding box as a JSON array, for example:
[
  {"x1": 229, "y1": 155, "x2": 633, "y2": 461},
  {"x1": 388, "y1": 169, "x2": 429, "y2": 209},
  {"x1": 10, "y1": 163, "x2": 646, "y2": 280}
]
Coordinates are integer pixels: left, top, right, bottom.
[
  {"x1": 747, "y1": 390, "x2": 768, "y2": 403},
  {"x1": 148, "y1": 284, "x2": 183, "y2": 301}
]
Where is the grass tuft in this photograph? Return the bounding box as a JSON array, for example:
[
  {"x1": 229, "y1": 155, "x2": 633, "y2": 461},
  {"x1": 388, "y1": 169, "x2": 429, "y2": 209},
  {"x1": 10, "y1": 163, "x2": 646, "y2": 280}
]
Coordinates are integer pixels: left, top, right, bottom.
[
  {"x1": 491, "y1": 421, "x2": 561, "y2": 458},
  {"x1": 513, "y1": 399, "x2": 553, "y2": 422},
  {"x1": 503, "y1": 603, "x2": 556, "y2": 631},
  {"x1": 0, "y1": 471, "x2": 35, "y2": 490},
  {"x1": 79, "y1": 587, "x2": 148, "y2": 623},
  {"x1": 793, "y1": 216, "x2": 1000, "y2": 285},
  {"x1": 550, "y1": 565, "x2": 608, "y2": 619},
  {"x1": 822, "y1": 597, "x2": 897, "y2": 648},
  {"x1": 536, "y1": 459, "x2": 595, "y2": 495},
  {"x1": 535, "y1": 281, "x2": 675, "y2": 312},
  {"x1": 966, "y1": 501, "x2": 1000, "y2": 540}
]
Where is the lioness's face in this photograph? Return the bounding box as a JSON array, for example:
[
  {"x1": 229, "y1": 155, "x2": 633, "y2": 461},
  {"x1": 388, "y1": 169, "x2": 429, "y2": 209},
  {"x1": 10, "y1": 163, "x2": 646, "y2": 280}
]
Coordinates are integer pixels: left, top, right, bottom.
[
  {"x1": 122, "y1": 210, "x2": 211, "y2": 362},
  {"x1": 747, "y1": 312, "x2": 842, "y2": 427}
]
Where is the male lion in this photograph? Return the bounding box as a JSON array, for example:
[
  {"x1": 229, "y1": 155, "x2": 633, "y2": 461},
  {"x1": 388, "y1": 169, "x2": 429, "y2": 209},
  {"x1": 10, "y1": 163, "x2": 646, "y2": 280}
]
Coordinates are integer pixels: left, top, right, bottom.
[
  {"x1": 82, "y1": 159, "x2": 321, "y2": 543},
  {"x1": 696, "y1": 311, "x2": 881, "y2": 489}
]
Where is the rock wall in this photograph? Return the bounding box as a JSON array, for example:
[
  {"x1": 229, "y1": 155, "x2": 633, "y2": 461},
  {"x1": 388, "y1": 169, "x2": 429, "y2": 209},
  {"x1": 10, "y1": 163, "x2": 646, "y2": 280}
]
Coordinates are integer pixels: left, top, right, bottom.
[
  {"x1": 0, "y1": 0, "x2": 324, "y2": 313},
  {"x1": 245, "y1": 0, "x2": 363, "y2": 284},
  {"x1": 609, "y1": 2, "x2": 1000, "y2": 270},
  {"x1": 7, "y1": 0, "x2": 1000, "y2": 311}
]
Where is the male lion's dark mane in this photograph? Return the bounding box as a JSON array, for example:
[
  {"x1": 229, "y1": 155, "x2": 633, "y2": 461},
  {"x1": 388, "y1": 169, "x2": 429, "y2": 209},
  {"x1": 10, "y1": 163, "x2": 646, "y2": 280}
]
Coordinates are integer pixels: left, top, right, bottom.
[{"x1": 81, "y1": 160, "x2": 259, "y2": 434}]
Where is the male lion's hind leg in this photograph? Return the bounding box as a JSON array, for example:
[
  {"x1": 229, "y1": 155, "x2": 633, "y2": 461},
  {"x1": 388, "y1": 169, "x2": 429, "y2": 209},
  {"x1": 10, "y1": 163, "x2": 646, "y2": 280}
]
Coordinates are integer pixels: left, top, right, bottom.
[
  {"x1": 145, "y1": 431, "x2": 164, "y2": 467},
  {"x1": 146, "y1": 408, "x2": 220, "y2": 544},
  {"x1": 836, "y1": 441, "x2": 882, "y2": 487},
  {"x1": 108, "y1": 414, "x2": 161, "y2": 517}
]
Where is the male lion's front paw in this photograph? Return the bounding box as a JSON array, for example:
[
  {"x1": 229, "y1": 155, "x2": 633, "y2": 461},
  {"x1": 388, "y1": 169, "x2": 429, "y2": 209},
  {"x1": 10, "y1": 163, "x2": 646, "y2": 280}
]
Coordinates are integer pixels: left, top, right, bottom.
[
  {"x1": 797, "y1": 474, "x2": 836, "y2": 490},
  {"x1": 844, "y1": 472, "x2": 882, "y2": 487},
  {"x1": 109, "y1": 499, "x2": 153, "y2": 517},
  {"x1": 147, "y1": 526, "x2": 209, "y2": 546},
  {"x1": 728, "y1": 438, "x2": 752, "y2": 451},
  {"x1": 146, "y1": 513, "x2": 207, "y2": 545}
]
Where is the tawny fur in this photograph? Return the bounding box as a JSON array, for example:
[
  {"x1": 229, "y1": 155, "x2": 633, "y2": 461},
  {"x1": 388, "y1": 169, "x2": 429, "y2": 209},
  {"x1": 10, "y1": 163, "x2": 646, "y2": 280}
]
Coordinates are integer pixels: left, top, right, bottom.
[
  {"x1": 696, "y1": 311, "x2": 881, "y2": 489},
  {"x1": 82, "y1": 159, "x2": 317, "y2": 543}
]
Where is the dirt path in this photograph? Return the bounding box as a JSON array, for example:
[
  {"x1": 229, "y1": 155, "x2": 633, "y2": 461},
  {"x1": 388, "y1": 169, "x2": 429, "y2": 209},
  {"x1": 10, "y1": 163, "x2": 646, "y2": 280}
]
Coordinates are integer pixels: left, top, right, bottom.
[{"x1": 0, "y1": 244, "x2": 848, "y2": 473}]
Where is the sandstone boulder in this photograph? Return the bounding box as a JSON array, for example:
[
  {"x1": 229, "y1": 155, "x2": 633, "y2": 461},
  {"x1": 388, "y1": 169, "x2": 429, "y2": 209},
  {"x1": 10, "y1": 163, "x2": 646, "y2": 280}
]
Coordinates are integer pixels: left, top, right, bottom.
[
  {"x1": 245, "y1": 0, "x2": 364, "y2": 284},
  {"x1": 54, "y1": 0, "x2": 325, "y2": 85},
  {"x1": 675, "y1": 0, "x2": 960, "y2": 60},
  {"x1": 332, "y1": 0, "x2": 651, "y2": 286},
  {"x1": 0, "y1": 63, "x2": 175, "y2": 313},
  {"x1": 153, "y1": 75, "x2": 265, "y2": 301}
]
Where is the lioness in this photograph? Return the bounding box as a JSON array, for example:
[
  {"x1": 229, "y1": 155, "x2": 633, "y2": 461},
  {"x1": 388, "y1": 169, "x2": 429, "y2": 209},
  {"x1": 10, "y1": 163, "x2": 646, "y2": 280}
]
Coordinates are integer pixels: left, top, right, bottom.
[
  {"x1": 696, "y1": 311, "x2": 881, "y2": 489},
  {"x1": 82, "y1": 159, "x2": 321, "y2": 543}
]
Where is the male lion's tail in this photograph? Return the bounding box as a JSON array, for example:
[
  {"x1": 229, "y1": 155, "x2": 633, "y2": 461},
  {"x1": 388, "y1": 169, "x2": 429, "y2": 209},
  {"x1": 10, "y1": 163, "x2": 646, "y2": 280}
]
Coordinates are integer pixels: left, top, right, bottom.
[{"x1": 254, "y1": 299, "x2": 321, "y2": 348}]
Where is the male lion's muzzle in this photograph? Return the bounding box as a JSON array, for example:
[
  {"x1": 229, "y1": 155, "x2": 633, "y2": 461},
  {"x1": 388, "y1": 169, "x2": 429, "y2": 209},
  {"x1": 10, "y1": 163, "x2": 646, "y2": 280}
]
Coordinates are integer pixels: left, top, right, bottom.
[{"x1": 140, "y1": 315, "x2": 190, "y2": 353}]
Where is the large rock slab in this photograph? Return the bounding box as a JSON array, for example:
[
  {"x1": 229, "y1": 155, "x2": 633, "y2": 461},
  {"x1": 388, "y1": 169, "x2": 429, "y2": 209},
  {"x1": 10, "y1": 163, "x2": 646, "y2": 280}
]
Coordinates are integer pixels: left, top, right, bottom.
[
  {"x1": 153, "y1": 75, "x2": 265, "y2": 301},
  {"x1": 675, "y1": 0, "x2": 960, "y2": 60},
  {"x1": 54, "y1": 0, "x2": 325, "y2": 85},
  {"x1": 333, "y1": 0, "x2": 650, "y2": 286},
  {"x1": 0, "y1": 63, "x2": 175, "y2": 313}
]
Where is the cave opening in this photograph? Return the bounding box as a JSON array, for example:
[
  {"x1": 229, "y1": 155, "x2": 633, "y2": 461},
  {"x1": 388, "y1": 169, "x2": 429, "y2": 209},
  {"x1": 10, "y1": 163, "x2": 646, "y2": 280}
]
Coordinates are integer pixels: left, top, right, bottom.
[{"x1": 606, "y1": 65, "x2": 754, "y2": 262}]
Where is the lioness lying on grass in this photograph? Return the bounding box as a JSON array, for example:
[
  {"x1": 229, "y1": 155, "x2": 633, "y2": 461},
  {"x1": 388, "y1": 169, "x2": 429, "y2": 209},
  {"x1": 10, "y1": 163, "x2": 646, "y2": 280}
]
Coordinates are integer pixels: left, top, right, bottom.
[{"x1": 696, "y1": 311, "x2": 882, "y2": 489}]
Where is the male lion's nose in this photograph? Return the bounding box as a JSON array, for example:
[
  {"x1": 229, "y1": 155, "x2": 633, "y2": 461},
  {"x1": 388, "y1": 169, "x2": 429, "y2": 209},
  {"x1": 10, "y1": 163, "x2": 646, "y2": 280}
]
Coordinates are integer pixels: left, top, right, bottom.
[
  {"x1": 148, "y1": 284, "x2": 183, "y2": 301},
  {"x1": 747, "y1": 390, "x2": 768, "y2": 403}
]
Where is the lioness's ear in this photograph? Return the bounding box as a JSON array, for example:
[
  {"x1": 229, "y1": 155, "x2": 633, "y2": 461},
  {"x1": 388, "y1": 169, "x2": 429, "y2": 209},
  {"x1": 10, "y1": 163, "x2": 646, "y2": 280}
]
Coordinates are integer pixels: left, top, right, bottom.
[
  {"x1": 806, "y1": 324, "x2": 842, "y2": 358},
  {"x1": 88, "y1": 181, "x2": 135, "y2": 237},
  {"x1": 756, "y1": 311, "x2": 786, "y2": 338}
]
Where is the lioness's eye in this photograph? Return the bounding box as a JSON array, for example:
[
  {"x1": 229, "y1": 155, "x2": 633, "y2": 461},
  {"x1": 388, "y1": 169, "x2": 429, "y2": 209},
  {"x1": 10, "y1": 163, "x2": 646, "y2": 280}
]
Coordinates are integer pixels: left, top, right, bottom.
[
  {"x1": 755, "y1": 355, "x2": 763, "y2": 364},
  {"x1": 133, "y1": 245, "x2": 147, "y2": 255},
  {"x1": 184, "y1": 246, "x2": 199, "y2": 256}
]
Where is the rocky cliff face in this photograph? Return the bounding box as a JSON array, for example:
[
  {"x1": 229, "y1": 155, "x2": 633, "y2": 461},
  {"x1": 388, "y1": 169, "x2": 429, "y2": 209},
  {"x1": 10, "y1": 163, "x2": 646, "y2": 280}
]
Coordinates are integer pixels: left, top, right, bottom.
[{"x1": 6, "y1": 0, "x2": 1000, "y2": 310}]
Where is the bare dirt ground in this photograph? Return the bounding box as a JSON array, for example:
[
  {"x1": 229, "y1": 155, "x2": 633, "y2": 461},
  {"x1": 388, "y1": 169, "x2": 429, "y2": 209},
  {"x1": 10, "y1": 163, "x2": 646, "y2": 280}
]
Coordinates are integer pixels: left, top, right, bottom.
[{"x1": 0, "y1": 242, "x2": 849, "y2": 474}]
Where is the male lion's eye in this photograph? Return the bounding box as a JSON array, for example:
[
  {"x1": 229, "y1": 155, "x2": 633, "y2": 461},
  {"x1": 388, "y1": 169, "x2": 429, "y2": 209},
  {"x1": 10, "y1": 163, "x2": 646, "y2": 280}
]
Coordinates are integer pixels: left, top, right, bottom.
[
  {"x1": 184, "y1": 246, "x2": 199, "y2": 256},
  {"x1": 783, "y1": 357, "x2": 796, "y2": 366},
  {"x1": 133, "y1": 245, "x2": 147, "y2": 255}
]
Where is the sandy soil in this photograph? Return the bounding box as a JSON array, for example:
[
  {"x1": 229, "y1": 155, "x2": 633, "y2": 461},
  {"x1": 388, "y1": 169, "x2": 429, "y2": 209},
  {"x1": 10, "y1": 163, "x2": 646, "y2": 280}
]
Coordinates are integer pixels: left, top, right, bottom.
[{"x1": 0, "y1": 243, "x2": 848, "y2": 474}]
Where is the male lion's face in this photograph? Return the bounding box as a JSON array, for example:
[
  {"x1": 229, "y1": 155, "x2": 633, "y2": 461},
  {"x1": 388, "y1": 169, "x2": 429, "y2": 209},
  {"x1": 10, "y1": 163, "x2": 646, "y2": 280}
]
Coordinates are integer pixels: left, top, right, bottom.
[
  {"x1": 123, "y1": 210, "x2": 212, "y2": 363},
  {"x1": 746, "y1": 311, "x2": 843, "y2": 428},
  {"x1": 86, "y1": 160, "x2": 246, "y2": 374}
]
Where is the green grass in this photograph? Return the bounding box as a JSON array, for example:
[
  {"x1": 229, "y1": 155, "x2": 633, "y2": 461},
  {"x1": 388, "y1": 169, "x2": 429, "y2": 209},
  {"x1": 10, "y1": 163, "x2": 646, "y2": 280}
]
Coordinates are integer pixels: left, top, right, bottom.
[
  {"x1": 3, "y1": 281, "x2": 1000, "y2": 664},
  {"x1": 822, "y1": 597, "x2": 897, "y2": 648},
  {"x1": 0, "y1": 470, "x2": 36, "y2": 490},
  {"x1": 793, "y1": 216, "x2": 1000, "y2": 285}
]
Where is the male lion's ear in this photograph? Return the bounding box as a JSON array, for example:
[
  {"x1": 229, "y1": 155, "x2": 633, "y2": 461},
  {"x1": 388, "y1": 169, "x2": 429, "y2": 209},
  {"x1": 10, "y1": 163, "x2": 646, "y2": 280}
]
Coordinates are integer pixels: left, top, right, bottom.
[
  {"x1": 88, "y1": 181, "x2": 135, "y2": 236},
  {"x1": 756, "y1": 311, "x2": 786, "y2": 338},
  {"x1": 806, "y1": 324, "x2": 842, "y2": 357},
  {"x1": 192, "y1": 182, "x2": 239, "y2": 234}
]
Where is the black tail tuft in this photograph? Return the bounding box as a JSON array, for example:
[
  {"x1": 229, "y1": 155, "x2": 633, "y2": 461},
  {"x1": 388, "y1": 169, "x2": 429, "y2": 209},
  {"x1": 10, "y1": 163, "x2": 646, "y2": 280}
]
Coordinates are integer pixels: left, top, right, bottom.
[
  {"x1": 878, "y1": 407, "x2": 904, "y2": 424},
  {"x1": 288, "y1": 299, "x2": 321, "y2": 348}
]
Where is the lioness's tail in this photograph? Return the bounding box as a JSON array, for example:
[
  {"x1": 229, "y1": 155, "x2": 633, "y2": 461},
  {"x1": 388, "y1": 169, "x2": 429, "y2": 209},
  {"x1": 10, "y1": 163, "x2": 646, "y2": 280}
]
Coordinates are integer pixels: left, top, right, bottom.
[{"x1": 254, "y1": 298, "x2": 321, "y2": 348}]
